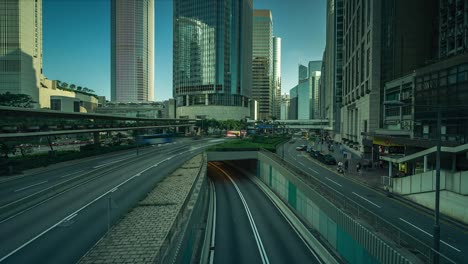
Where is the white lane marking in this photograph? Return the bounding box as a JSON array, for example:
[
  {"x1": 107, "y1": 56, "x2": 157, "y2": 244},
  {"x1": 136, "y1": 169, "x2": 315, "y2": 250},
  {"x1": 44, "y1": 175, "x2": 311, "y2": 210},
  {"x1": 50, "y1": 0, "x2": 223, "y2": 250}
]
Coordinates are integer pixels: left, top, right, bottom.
[
  {"x1": 399, "y1": 218, "x2": 462, "y2": 253},
  {"x1": 298, "y1": 161, "x2": 305, "y2": 166},
  {"x1": 325, "y1": 177, "x2": 342, "y2": 187},
  {"x1": 213, "y1": 164, "x2": 270, "y2": 264},
  {"x1": 308, "y1": 168, "x2": 318, "y2": 174},
  {"x1": 13, "y1": 181, "x2": 48, "y2": 192},
  {"x1": 399, "y1": 218, "x2": 433, "y2": 237},
  {"x1": 352, "y1": 192, "x2": 381, "y2": 208},
  {"x1": 209, "y1": 181, "x2": 217, "y2": 264},
  {"x1": 64, "y1": 213, "x2": 77, "y2": 222},
  {"x1": 0, "y1": 145, "x2": 214, "y2": 261},
  {"x1": 92, "y1": 158, "x2": 128, "y2": 169},
  {"x1": 441, "y1": 240, "x2": 462, "y2": 253},
  {"x1": 249, "y1": 176, "x2": 324, "y2": 264},
  {"x1": 60, "y1": 170, "x2": 85, "y2": 178},
  {"x1": 0, "y1": 159, "x2": 162, "y2": 262}
]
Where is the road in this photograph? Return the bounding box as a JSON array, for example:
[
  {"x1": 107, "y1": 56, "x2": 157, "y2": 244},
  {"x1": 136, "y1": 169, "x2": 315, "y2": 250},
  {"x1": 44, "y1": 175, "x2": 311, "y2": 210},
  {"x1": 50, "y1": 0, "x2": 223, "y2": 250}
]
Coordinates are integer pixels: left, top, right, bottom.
[
  {"x1": 284, "y1": 139, "x2": 467, "y2": 263},
  {"x1": 0, "y1": 138, "x2": 219, "y2": 264},
  {"x1": 209, "y1": 162, "x2": 323, "y2": 264}
]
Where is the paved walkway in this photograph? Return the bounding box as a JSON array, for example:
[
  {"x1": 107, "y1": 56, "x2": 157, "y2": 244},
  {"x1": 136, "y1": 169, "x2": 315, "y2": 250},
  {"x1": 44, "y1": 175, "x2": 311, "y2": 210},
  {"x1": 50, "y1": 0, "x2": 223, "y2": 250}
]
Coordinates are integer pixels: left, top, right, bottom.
[
  {"x1": 78, "y1": 155, "x2": 204, "y2": 264},
  {"x1": 311, "y1": 142, "x2": 387, "y2": 189}
]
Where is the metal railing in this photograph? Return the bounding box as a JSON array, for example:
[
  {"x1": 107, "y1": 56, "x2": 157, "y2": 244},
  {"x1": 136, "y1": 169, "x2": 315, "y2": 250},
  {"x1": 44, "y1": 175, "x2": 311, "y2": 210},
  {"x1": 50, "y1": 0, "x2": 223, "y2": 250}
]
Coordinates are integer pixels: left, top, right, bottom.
[{"x1": 260, "y1": 149, "x2": 456, "y2": 264}]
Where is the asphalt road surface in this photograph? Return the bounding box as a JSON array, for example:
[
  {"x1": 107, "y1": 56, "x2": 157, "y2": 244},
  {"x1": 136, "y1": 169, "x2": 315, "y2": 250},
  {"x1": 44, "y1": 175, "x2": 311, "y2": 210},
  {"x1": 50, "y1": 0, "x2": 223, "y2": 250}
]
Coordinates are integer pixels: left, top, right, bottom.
[
  {"x1": 209, "y1": 162, "x2": 323, "y2": 264},
  {"x1": 0, "y1": 138, "x2": 219, "y2": 264},
  {"x1": 284, "y1": 139, "x2": 467, "y2": 263}
]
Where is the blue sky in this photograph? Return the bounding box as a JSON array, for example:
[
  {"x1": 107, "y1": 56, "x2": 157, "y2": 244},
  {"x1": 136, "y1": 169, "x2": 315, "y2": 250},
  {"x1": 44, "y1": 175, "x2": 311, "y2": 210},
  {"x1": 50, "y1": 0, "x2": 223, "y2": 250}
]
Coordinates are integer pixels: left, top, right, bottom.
[{"x1": 43, "y1": 0, "x2": 325, "y2": 101}]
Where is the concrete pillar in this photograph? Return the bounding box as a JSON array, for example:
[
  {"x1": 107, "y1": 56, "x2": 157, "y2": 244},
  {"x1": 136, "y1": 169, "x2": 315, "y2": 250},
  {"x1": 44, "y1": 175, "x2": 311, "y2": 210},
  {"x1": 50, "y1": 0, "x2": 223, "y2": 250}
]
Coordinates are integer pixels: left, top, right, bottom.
[
  {"x1": 389, "y1": 161, "x2": 393, "y2": 177},
  {"x1": 93, "y1": 132, "x2": 100, "y2": 146},
  {"x1": 186, "y1": 95, "x2": 189, "y2": 106},
  {"x1": 424, "y1": 155, "x2": 428, "y2": 172},
  {"x1": 205, "y1": 94, "x2": 209, "y2": 106},
  {"x1": 452, "y1": 154, "x2": 457, "y2": 172}
]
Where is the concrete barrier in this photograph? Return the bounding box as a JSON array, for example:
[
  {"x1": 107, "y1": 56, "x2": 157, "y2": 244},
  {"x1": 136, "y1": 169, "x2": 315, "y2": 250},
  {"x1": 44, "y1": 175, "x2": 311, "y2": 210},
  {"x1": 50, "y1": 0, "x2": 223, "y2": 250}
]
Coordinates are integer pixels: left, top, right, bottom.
[{"x1": 78, "y1": 154, "x2": 208, "y2": 264}]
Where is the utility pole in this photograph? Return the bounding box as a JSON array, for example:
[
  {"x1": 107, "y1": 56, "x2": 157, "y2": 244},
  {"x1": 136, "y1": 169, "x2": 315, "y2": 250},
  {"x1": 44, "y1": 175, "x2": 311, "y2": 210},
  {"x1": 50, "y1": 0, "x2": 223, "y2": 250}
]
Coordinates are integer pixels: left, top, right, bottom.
[{"x1": 433, "y1": 107, "x2": 441, "y2": 263}]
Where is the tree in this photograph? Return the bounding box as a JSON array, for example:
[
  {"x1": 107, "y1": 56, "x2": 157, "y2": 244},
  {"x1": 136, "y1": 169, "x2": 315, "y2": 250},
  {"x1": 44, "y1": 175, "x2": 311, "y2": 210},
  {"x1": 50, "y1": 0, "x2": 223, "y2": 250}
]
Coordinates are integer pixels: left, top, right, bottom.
[
  {"x1": 82, "y1": 87, "x2": 89, "y2": 92},
  {"x1": 70, "y1": 84, "x2": 76, "y2": 90},
  {"x1": 0, "y1": 141, "x2": 17, "y2": 158},
  {"x1": 0, "y1": 92, "x2": 36, "y2": 108},
  {"x1": 87, "y1": 89, "x2": 95, "y2": 94},
  {"x1": 77, "y1": 86, "x2": 82, "y2": 91},
  {"x1": 56, "y1": 80, "x2": 62, "y2": 88},
  {"x1": 62, "y1": 82, "x2": 69, "y2": 89}
]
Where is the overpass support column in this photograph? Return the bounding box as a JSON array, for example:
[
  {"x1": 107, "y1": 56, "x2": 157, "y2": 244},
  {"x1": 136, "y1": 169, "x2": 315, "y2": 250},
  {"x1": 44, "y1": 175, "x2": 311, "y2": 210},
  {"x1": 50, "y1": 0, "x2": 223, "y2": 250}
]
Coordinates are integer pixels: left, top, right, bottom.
[
  {"x1": 423, "y1": 155, "x2": 428, "y2": 172},
  {"x1": 388, "y1": 161, "x2": 393, "y2": 177},
  {"x1": 93, "y1": 132, "x2": 100, "y2": 146},
  {"x1": 452, "y1": 154, "x2": 457, "y2": 172}
]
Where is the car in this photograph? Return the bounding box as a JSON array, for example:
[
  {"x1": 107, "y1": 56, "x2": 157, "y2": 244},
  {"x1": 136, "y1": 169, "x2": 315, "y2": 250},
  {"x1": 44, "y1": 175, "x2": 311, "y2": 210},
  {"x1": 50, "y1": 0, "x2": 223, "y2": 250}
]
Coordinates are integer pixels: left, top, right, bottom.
[
  {"x1": 322, "y1": 154, "x2": 337, "y2": 165},
  {"x1": 310, "y1": 150, "x2": 319, "y2": 159},
  {"x1": 295, "y1": 145, "x2": 307, "y2": 151}
]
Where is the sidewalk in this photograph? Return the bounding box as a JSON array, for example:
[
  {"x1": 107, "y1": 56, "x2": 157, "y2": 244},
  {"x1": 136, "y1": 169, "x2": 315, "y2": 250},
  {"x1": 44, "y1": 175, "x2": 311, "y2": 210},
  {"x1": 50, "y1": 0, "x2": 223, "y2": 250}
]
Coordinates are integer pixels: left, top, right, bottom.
[{"x1": 311, "y1": 142, "x2": 387, "y2": 189}]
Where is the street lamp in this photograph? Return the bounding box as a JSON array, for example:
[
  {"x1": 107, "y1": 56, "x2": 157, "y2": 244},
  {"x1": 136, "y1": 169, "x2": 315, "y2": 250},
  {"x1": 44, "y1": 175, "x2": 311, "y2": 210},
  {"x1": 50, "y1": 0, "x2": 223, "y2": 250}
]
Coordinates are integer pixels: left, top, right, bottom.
[{"x1": 384, "y1": 100, "x2": 442, "y2": 262}]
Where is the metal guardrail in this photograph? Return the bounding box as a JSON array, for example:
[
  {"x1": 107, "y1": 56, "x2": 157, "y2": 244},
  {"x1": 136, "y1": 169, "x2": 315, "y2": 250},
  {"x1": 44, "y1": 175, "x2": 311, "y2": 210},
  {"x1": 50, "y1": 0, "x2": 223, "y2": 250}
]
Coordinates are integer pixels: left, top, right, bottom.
[{"x1": 260, "y1": 149, "x2": 456, "y2": 264}]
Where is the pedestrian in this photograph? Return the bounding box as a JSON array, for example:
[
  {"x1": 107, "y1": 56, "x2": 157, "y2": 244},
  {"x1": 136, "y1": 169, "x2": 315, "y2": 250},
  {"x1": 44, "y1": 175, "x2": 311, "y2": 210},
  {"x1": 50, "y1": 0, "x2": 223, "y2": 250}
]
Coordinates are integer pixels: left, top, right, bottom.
[{"x1": 356, "y1": 162, "x2": 361, "y2": 172}]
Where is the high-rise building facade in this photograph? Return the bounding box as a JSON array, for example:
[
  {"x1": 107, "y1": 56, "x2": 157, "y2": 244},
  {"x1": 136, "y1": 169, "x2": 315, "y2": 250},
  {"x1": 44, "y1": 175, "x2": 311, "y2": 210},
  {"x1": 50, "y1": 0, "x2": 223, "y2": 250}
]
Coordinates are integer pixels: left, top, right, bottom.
[
  {"x1": 308, "y1": 60, "x2": 322, "y2": 76},
  {"x1": 289, "y1": 69, "x2": 321, "y2": 120},
  {"x1": 272, "y1": 36, "x2": 282, "y2": 119},
  {"x1": 0, "y1": 0, "x2": 42, "y2": 104},
  {"x1": 111, "y1": 0, "x2": 154, "y2": 102},
  {"x1": 252, "y1": 10, "x2": 273, "y2": 120},
  {"x1": 298, "y1": 64, "x2": 308, "y2": 83},
  {"x1": 340, "y1": 0, "x2": 382, "y2": 154},
  {"x1": 322, "y1": 0, "x2": 344, "y2": 136},
  {"x1": 280, "y1": 93, "x2": 289, "y2": 120},
  {"x1": 173, "y1": 0, "x2": 253, "y2": 120},
  {"x1": 439, "y1": 0, "x2": 468, "y2": 59}
]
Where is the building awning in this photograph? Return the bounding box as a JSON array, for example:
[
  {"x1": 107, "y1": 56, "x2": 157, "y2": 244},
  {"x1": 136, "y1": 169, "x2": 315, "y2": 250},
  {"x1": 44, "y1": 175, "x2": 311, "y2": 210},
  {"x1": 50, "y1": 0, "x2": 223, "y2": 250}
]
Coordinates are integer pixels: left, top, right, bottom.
[{"x1": 373, "y1": 137, "x2": 403, "y2": 147}]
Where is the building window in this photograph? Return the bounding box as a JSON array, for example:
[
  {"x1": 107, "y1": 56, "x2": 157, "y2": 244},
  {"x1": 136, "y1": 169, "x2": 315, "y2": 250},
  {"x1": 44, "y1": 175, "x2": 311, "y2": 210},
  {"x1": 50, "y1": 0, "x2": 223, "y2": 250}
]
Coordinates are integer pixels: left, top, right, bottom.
[
  {"x1": 51, "y1": 99, "x2": 61, "y2": 111},
  {"x1": 74, "y1": 101, "x2": 80, "y2": 112}
]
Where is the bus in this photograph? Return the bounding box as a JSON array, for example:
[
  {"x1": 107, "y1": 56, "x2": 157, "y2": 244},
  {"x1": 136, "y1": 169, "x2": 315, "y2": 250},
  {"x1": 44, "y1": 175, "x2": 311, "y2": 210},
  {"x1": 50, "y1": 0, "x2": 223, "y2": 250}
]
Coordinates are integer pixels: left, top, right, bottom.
[{"x1": 137, "y1": 133, "x2": 174, "y2": 145}]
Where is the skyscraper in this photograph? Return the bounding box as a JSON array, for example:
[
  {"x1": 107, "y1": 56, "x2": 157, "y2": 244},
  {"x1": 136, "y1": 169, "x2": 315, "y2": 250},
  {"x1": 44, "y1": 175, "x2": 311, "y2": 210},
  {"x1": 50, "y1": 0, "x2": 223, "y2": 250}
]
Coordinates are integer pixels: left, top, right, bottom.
[
  {"x1": 173, "y1": 0, "x2": 253, "y2": 120},
  {"x1": 273, "y1": 36, "x2": 282, "y2": 119},
  {"x1": 0, "y1": 0, "x2": 42, "y2": 104},
  {"x1": 308, "y1": 60, "x2": 322, "y2": 75},
  {"x1": 298, "y1": 64, "x2": 308, "y2": 83},
  {"x1": 111, "y1": 0, "x2": 154, "y2": 102},
  {"x1": 252, "y1": 10, "x2": 273, "y2": 120}
]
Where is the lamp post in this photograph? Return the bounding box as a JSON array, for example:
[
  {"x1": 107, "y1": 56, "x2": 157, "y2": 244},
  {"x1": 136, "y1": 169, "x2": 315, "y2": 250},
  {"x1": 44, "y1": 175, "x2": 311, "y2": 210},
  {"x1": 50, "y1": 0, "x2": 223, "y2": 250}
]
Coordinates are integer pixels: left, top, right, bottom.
[{"x1": 384, "y1": 100, "x2": 442, "y2": 262}]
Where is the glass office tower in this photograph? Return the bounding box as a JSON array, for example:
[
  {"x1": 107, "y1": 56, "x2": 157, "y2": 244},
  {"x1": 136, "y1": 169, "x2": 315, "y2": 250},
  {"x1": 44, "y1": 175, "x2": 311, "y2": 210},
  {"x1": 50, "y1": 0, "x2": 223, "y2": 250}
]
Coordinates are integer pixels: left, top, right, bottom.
[
  {"x1": 252, "y1": 10, "x2": 273, "y2": 121},
  {"x1": 173, "y1": 0, "x2": 253, "y2": 120},
  {"x1": 111, "y1": 0, "x2": 154, "y2": 102}
]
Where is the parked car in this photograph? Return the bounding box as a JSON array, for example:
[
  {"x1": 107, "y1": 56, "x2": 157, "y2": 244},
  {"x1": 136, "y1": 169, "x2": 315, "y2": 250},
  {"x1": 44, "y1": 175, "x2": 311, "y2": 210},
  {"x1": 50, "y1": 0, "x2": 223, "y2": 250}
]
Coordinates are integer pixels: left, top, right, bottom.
[
  {"x1": 317, "y1": 152, "x2": 325, "y2": 162},
  {"x1": 322, "y1": 154, "x2": 337, "y2": 165},
  {"x1": 310, "y1": 150, "x2": 319, "y2": 159},
  {"x1": 295, "y1": 145, "x2": 307, "y2": 151}
]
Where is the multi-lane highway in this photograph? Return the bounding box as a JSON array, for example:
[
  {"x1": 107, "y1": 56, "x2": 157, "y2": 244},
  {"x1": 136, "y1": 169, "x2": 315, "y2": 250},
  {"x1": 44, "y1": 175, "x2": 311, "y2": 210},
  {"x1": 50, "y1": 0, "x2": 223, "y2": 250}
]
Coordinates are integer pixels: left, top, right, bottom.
[
  {"x1": 0, "y1": 138, "x2": 219, "y2": 264},
  {"x1": 284, "y1": 139, "x2": 467, "y2": 263},
  {"x1": 209, "y1": 162, "x2": 323, "y2": 264}
]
